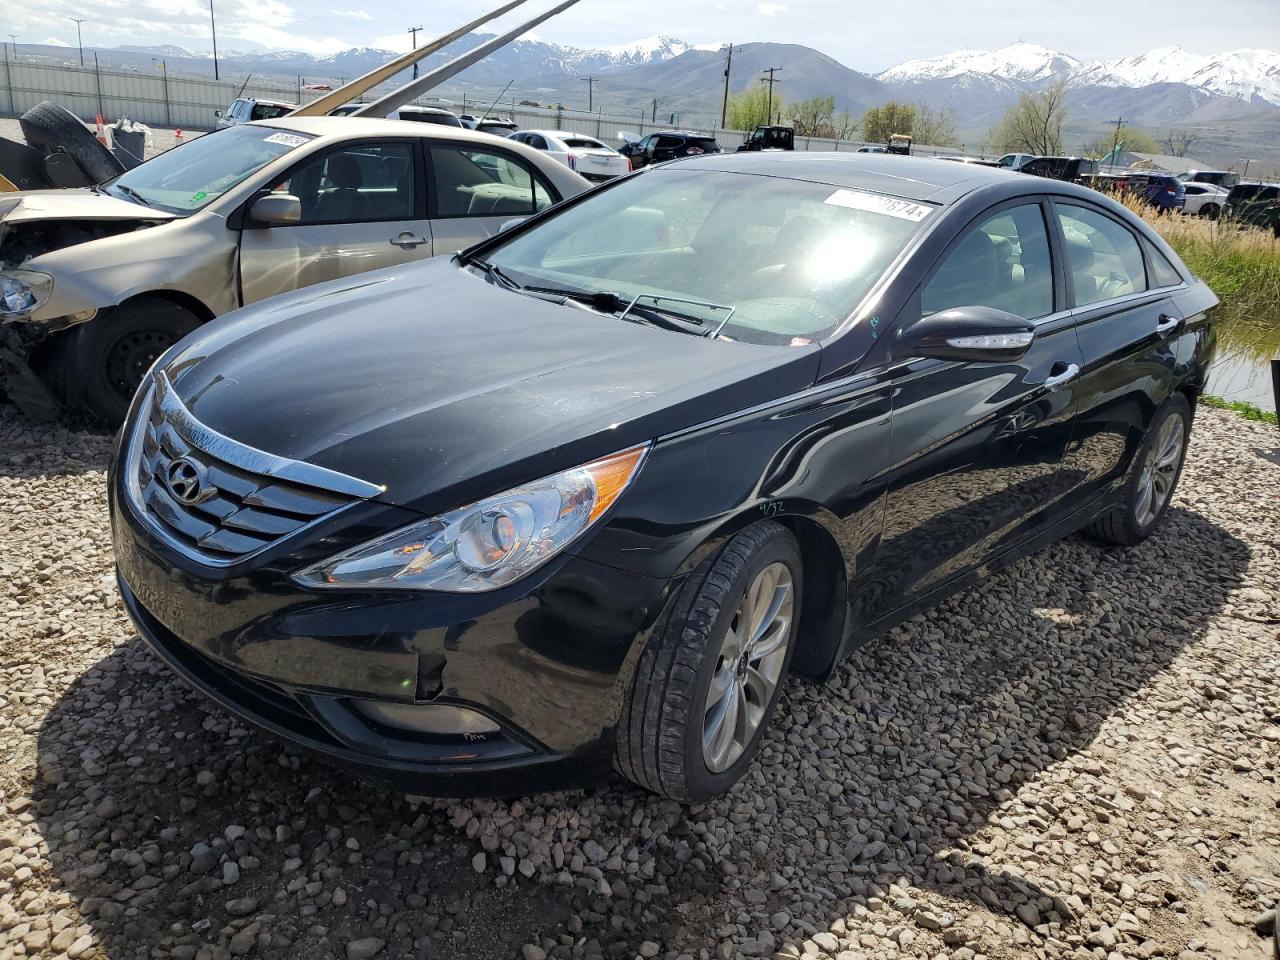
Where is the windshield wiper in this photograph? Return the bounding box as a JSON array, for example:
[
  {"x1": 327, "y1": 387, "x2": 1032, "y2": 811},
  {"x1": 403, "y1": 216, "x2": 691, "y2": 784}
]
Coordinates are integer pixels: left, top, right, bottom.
[
  {"x1": 470, "y1": 259, "x2": 629, "y2": 313},
  {"x1": 113, "y1": 184, "x2": 153, "y2": 207}
]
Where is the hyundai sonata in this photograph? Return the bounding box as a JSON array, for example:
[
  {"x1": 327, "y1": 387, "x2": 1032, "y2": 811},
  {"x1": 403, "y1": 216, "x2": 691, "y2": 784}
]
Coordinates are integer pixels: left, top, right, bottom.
[{"x1": 111, "y1": 153, "x2": 1217, "y2": 801}]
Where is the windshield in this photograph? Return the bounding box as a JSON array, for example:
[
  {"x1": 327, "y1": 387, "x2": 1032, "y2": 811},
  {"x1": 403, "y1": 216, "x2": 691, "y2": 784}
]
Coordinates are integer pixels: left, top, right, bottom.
[
  {"x1": 106, "y1": 125, "x2": 314, "y2": 214},
  {"x1": 484, "y1": 167, "x2": 932, "y2": 345}
]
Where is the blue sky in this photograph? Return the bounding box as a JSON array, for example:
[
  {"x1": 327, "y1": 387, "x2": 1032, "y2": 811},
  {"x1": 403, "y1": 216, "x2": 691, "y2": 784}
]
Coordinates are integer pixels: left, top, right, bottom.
[{"x1": 1, "y1": 0, "x2": 1277, "y2": 71}]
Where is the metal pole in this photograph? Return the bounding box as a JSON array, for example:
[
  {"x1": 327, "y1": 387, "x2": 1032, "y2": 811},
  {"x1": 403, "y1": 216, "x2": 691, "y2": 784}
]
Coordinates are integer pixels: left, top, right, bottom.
[
  {"x1": 295, "y1": 0, "x2": 535, "y2": 117},
  {"x1": 583, "y1": 75, "x2": 596, "y2": 112},
  {"x1": 720, "y1": 43, "x2": 732, "y2": 129},
  {"x1": 209, "y1": 0, "x2": 219, "y2": 80},
  {"x1": 2, "y1": 44, "x2": 12, "y2": 116},
  {"x1": 162, "y1": 60, "x2": 171, "y2": 127},
  {"x1": 408, "y1": 26, "x2": 422, "y2": 78},
  {"x1": 93, "y1": 51, "x2": 103, "y2": 119},
  {"x1": 71, "y1": 19, "x2": 86, "y2": 67},
  {"x1": 1272, "y1": 360, "x2": 1280, "y2": 429},
  {"x1": 355, "y1": 0, "x2": 584, "y2": 118}
]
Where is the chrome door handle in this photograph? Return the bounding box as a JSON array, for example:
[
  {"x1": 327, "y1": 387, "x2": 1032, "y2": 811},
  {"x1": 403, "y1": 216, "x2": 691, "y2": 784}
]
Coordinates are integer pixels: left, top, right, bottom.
[
  {"x1": 1155, "y1": 313, "x2": 1182, "y2": 335},
  {"x1": 1043, "y1": 362, "x2": 1080, "y2": 389},
  {"x1": 390, "y1": 233, "x2": 429, "y2": 249}
]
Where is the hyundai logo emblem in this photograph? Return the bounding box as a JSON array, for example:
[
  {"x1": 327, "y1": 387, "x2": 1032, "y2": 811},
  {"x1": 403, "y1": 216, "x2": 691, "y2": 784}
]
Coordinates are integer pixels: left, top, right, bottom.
[{"x1": 165, "y1": 457, "x2": 212, "y2": 506}]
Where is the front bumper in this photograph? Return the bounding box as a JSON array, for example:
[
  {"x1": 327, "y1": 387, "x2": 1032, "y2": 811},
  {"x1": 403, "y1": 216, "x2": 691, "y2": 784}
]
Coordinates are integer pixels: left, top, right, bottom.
[{"x1": 111, "y1": 482, "x2": 683, "y2": 796}]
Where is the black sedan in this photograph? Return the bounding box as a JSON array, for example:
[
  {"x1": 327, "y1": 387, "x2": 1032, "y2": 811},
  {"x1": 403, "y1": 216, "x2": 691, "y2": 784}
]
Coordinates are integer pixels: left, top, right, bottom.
[{"x1": 110, "y1": 154, "x2": 1218, "y2": 801}]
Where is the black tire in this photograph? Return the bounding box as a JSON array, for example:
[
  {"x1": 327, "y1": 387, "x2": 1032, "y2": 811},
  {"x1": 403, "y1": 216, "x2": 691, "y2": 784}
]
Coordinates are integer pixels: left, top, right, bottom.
[
  {"x1": 617, "y1": 521, "x2": 802, "y2": 802},
  {"x1": 49, "y1": 297, "x2": 200, "y2": 426},
  {"x1": 19, "y1": 101, "x2": 124, "y2": 184},
  {"x1": 1085, "y1": 394, "x2": 1191, "y2": 546},
  {"x1": 1200, "y1": 203, "x2": 1220, "y2": 221}
]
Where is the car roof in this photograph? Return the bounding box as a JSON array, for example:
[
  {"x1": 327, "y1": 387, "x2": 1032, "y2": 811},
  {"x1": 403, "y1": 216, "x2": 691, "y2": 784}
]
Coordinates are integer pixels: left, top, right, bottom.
[
  {"x1": 251, "y1": 117, "x2": 519, "y2": 144},
  {"x1": 685, "y1": 152, "x2": 1021, "y2": 203}
]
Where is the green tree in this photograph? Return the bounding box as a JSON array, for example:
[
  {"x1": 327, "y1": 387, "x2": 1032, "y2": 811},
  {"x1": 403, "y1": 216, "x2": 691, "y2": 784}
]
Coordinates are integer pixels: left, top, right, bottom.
[
  {"x1": 1085, "y1": 126, "x2": 1161, "y2": 158},
  {"x1": 861, "y1": 102, "x2": 917, "y2": 143},
  {"x1": 727, "y1": 86, "x2": 782, "y2": 131},
  {"x1": 787, "y1": 95, "x2": 836, "y2": 137},
  {"x1": 991, "y1": 80, "x2": 1069, "y2": 155}
]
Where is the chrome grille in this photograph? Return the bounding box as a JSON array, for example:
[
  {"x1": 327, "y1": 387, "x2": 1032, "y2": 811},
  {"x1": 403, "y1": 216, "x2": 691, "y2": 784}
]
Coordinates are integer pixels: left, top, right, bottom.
[{"x1": 126, "y1": 371, "x2": 383, "y2": 565}]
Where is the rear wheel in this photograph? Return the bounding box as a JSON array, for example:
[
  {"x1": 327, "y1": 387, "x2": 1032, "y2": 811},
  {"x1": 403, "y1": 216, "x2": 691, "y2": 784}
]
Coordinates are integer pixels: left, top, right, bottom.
[
  {"x1": 50, "y1": 297, "x2": 200, "y2": 426},
  {"x1": 1086, "y1": 395, "x2": 1190, "y2": 546},
  {"x1": 1199, "y1": 203, "x2": 1220, "y2": 220},
  {"x1": 617, "y1": 521, "x2": 801, "y2": 801}
]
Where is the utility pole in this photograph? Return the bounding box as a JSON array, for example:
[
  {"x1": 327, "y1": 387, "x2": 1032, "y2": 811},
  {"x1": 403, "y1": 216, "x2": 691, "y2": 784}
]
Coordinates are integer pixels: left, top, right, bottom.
[
  {"x1": 408, "y1": 26, "x2": 423, "y2": 78},
  {"x1": 7, "y1": 36, "x2": 17, "y2": 61},
  {"x1": 1105, "y1": 115, "x2": 1128, "y2": 162},
  {"x1": 720, "y1": 43, "x2": 733, "y2": 129},
  {"x1": 70, "y1": 18, "x2": 86, "y2": 66},
  {"x1": 582, "y1": 75, "x2": 597, "y2": 112},
  {"x1": 761, "y1": 67, "x2": 781, "y2": 124},
  {"x1": 651, "y1": 96, "x2": 657, "y2": 122},
  {"x1": 209, "y1": 1, "x2": 219, "y2": 80}
]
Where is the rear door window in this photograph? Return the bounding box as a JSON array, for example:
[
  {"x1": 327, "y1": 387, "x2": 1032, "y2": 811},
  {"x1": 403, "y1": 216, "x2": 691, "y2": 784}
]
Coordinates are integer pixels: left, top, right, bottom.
[
  {"x1": 430, "y1": 145, "x2": 554, "y2": 217},
  {"x1": 1056, "y1": 204, "x2": 1148, "y2": 306},
  {"x1": 1145, "y1": 241, "x2": 1184, "y2": 288}
]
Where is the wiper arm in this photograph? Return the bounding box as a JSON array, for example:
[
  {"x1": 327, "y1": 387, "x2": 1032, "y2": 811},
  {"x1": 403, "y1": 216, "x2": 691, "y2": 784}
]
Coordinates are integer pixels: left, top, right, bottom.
[
  {"x1": 620, "y1": 293, "x2": 736, "y2": 338},
  {"x1": 113, "y1": 184, "x2": 153, "y2": 207}
]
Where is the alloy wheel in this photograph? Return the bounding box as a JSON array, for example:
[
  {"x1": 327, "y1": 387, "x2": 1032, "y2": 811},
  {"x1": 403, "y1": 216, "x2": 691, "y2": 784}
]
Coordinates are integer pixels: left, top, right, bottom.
[
  {"x1": 702, "y1": 561, "x2": 794, "y2": 773},
  {"x1": 1135, "y1": 414, "x2": 1185, "y2": 528}
]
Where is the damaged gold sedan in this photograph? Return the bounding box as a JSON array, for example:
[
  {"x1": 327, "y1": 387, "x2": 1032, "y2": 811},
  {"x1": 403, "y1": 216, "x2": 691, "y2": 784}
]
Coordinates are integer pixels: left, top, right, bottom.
[{"x1": 0, "y1": 0, "x2": 588, "y2": 424}]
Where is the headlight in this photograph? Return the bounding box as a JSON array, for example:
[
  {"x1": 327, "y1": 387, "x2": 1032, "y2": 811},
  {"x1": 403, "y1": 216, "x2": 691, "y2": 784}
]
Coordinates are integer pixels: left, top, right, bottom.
[
  {"x1": 0, "y1": 271, "x2": 53, "y2": 316},
  {"x1": 295, "y1": 444, "x2": 649, "y2": 592}
]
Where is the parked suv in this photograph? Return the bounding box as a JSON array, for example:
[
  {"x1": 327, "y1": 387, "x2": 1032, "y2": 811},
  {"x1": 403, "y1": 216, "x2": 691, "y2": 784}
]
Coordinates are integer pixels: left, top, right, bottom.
[
  {"x1": 617, "y1": 131, "x2": 722, "y2": 170},
  {"x1": 1126, "y1": 173, "x2": 1185, "y2": 212},
  {"x1": 1178, "y1": 170, "x2": 1238, "y2": 189},
  {"x1": 1224, "y1": 182, "x2": 1280, "y2": 234},
  {"x1": 216, "y1": 98, "x2": 297, "y2": 128},
  {"x1": 1018, "y1": 156, "x2": 1098, "y2": 183}
]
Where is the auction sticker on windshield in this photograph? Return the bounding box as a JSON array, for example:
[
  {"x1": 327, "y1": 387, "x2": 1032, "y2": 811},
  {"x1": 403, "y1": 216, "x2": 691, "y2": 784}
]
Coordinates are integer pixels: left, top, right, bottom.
[
  {"x1": 824, "y1": 189, "x2": 933, "y2": 222},
  {"x1": 263, "y1": 132, "x2": 310, "y2": 148}
]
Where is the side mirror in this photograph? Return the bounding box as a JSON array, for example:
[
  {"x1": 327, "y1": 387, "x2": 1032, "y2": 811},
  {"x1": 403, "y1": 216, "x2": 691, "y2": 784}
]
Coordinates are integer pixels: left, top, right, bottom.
[
  {"x1": 897, "y1": 306, "x2": 1035, "y2": 363},
  {"x1": 497, "y1": 218, "x2": 523, "y2": 235},
  {"x1": 214, "y1": 110, "x2": 224, "y2": 118},
  {"x1": 248, "y1": 193, "x2": 302, "y2": 227}
]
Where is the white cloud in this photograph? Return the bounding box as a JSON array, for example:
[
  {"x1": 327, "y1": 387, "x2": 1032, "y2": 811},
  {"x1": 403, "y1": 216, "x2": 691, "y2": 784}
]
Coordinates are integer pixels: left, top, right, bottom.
[
  {"x1": 39, "y1": 36, "x2": 71, "y2": 46},
  {"x1": 756, "y1": 2, "x2": 788, "y2": 14},
  {"x1": 330, "y1": 8, "x2": 372, "y2": 20}
]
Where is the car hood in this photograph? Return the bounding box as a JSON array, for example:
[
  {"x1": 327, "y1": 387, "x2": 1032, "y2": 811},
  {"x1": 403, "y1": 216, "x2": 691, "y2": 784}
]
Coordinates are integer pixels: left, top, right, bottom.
[
  {"x1": 0, "y1": 190, "x2": 178, "y2": 225},
  {"x1": 159, "y1": 258, "x2": 819, "y2": 514}
]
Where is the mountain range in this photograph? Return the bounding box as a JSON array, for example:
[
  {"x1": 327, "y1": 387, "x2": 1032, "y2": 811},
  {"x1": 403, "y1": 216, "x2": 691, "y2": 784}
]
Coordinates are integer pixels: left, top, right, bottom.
[{"x1": 13, "y1": 35, "x2": 1280, "y2": 166}]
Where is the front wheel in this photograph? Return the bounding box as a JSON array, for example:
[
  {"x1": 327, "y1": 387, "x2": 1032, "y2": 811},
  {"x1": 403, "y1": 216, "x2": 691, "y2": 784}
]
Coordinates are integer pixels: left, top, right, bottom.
[
  {"x1": 1199, "y1": 203, "x2": 1220, "y2": 221},
  {"x1": 616, "y1": 521, "x2": 802, "y2": 801},
  {"x1": 49, "y1": 297, "x2": 200, "y2": 426},
  {"x1": 1086, "y1": 394, "x2": 1191, "y2": 546}
]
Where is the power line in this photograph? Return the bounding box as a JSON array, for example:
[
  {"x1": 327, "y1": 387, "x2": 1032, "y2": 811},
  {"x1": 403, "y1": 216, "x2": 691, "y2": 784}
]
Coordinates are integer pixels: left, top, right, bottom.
[
  {"x1": 408, "y1": 26, "x2": 423, "y2": 78},
  {"x1": 208, "y1": 1, "x2": 219, "y2": 80},
  {"x1": 720, "y1": 43, "x2": 733, "y2": 129},
  {"x1": 69, "y1": 18, "x2": 86, "y2": 67},
  {"x1": 761, "y1": 66, "x2": 781, "y2": 123}
]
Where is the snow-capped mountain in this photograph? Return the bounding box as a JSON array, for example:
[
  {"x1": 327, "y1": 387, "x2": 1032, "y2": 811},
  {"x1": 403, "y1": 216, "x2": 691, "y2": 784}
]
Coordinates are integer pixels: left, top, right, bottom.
[
  {"x1": 878, "y1": 43, "x2": 1082, "y2": 85},
  {"x1": 880, "y1": 43, "x2": 1280, "y2": 106}
]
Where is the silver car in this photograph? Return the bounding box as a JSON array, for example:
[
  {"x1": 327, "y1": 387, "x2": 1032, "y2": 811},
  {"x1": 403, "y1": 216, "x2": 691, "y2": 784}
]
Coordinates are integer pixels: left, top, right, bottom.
[{"x1": 0, "y1": 117, "x2": 588, "y2": 423}]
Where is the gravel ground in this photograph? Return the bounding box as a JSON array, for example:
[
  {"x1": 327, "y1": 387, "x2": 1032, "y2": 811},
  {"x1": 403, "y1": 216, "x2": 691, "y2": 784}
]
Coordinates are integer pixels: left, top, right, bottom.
[
  {"x1": 0, "y1": 403, "x2": 1277, "y2": 960},
  {"x1": 0, "y1": 118, "x2": 198, "y2": 163}
]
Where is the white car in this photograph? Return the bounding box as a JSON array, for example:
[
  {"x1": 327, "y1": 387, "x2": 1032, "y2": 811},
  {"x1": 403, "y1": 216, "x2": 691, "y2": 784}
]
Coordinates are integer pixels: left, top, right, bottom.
[
  {"x1": 216, "y1": 98, "x2": 297, "y2": 128},
  {"x1": 508, "y1": 130, "x2": 631, "y2": 182},
  {"x1": 1181, "y1": 182, "x2": 1229, "y2": 219},
  {"x1": 996, "y1": 152, "x2": 1035, "y2": 170},
  {"x1": 856, "y1": 145, "x2": 887, "y2": 154}
]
